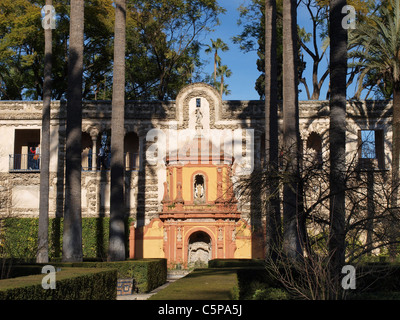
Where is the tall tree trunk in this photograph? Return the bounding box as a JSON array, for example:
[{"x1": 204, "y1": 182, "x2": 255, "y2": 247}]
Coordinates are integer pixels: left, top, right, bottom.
[
  {"x1": 282, "y1": 0, "x2": 301, "y2": 259},
  {"x1": 214, "y1": 51, "x2": 217, "y2": 85},
  {"x1": 63, "y1": 0, "x2": 84, "y2": 262},
  {"x1": 328, "y1": 0, "x2": 347, "y2": 283},
  {"x1": 390, "y1": 84, "x2": 400, "y2": 259},
  {"x1": 37, "y1": 0, "x2": 53, "y2": 264},
  {"x1": 109, "y1": 0, "x2": 127, "y2": 261},
  {"x1": 220, "y1": 74, "x2": 224, "y2": 96},
  {"x1": 264, "y1": 0, "x2": 281, "y2": 259}
]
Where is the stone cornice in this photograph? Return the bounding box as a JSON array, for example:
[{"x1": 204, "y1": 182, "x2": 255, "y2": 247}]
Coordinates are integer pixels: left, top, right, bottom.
[{"x1": 0, "y1": 99, "x2": 393, "y2": 122}]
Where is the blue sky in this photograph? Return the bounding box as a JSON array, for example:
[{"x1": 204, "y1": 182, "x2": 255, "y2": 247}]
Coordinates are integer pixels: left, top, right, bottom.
[
  {"x1": 200, "y1": 0, "x2": 261, "y2": 101},
  {"x1": 200, "y1": 0, "x2": 360, "y2": 101}
]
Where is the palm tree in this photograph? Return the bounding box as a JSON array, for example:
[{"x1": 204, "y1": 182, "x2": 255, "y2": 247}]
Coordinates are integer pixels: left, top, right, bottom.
[
  {"x1": 216, "y1": 64, "x2": 232, "y2": 96},
  {"x1": 37, "y1": 0, "x2": 53, "y2": 264},
  {"x1": 205, "y1": 38, "x2": 229, "y2": 85},
  {"x1": 264, "y1": 0, "x2": 281, "y2": 259},
  {"x1": 109, "y1": 0, "x2": 127, "y2": 261},
  {"x1": 328, "y1": 0, "x2": 347, "y2": 278},
  {"x1": 62, "y1": 0, "x2": 84, "y2": 262},
  {"x1": 349, "y1": 0, "x2": 400, "y2": 259},
  {"x1": 282, "y1": 0, "x2": 301, "y2": 259}
]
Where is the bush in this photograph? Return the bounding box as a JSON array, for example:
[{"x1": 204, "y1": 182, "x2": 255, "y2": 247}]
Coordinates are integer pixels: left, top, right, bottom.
[
  {"x1": 356, "y1": 263, "x2": 400, "y2": 292},
  {"x1": 208, "y1": 259, "x2": 265, "y2": 268},
  {"x1": 53, "y1": 259, "x2": 167, "y2": 293},
  {"x1": 0, "y1": 264, "x2": 43, "y2": 279},
  {"x1": 236, "y1": 262, "x2": 400, "y2": 300},
  {"x1": 235, "y1": 267, "x2": 290, "y2": 300},
  {"x1": 0, "y1": 267, "x2": 117, "y2": 300},
  {"x1": 0, "y1": 218, "x2": 38, "y2": 260},
  {"x1": 0, "y1": 217, "x2": 133, "y2": 260},
  {"x1": 252, "y1": 287, "x2": 290, "y2": 300}
]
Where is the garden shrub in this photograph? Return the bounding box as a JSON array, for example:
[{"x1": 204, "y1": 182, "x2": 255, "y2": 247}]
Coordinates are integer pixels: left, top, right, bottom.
[
  {"x1": 0, "y1": 267, "x2": 117, "y2": 300},
  {"x1": 344, "y1": 263, "x2": 400, "y2": 299},
  {"x1": 235, "y1": 267, "x2": 280, "y2": 299},
  {"x1": 53, "y1": 259, "x2": 167, "y2": 293},
  {"x1": 0, "y1": 217, "x2": 133, "y2": 260},
  {"x1": 0, "y1": 264, "x2": 43, "y2": 279},
  {"x1": 252, "y1": 287, "x2": 290, "y2": 300},
  {"x1": 208, "y1": 259, "x2": 264, "y2": 268}
]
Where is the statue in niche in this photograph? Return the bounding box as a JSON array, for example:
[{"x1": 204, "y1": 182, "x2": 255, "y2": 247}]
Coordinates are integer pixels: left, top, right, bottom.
[
  {"x1": 195, "y1": 183, "x2": 204, "y2": 199},
  {"x1": 194, "y1": 174, "x2": 205, "y2": 202},
  {"x1": 195, "y1": 107, "x2": 203, "y2": 129}
]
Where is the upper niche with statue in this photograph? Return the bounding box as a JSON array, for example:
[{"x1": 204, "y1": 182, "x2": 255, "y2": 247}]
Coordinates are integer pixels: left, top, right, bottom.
[{"x1": 175, "y1": 82, "x2": 222, "y2": 130}]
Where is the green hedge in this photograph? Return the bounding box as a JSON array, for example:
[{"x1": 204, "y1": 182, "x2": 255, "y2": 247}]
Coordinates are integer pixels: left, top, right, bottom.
[
  {"x1": 0, "y1": 264, "x2": 43, "y2": 279},
  {"x1": 208, "y1": 260, "x2": 290, "y2": 300},
  {"x1": 235, "y1": 267, "x2": 286, "y2": 300},
  {"x1": 0, "y1": 267, "x2": 117, "y2": 300},
  {"x1": 231, "y1": 262, "x2": 400, "y2": 300},
  {"x1": 53, "y1": 259, "x2": 167, "y2": 293},
  {"x1": 345, "y1": 263, "x2": 400, "y2": 299},
  {"x1": 208, "y1": 259, "x2": 265, "y2": 268},
  {"x1": 0, "y1": 217, "x2": 132, "y2": 260}
]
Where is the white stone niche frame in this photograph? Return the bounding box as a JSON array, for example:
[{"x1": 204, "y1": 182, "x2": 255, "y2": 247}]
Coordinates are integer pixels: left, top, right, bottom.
[{"x1": 175, "y1": 82, "x2": 222, "y2": 130}]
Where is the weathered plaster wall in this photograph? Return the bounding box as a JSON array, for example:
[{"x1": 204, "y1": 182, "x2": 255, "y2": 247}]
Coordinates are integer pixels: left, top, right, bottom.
[{"x1": 0, "y1": 85, "x2": 393, "y2": 229}]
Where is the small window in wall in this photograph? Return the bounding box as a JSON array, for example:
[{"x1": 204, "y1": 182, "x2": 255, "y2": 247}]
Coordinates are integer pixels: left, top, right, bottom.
[
  {"x1": 124, "y1": 132, "x2": 140, "y2": 171},
  {"x1": 306, "y1": 132, "x2": 323, "y2": 168},
  {"x1": 360, "y1": 130, "x2": 376, "y2": 159},
  {"x1": 358, "y1": 129, "x2": 384, "y2": 169},
  {"x1": 196, "y1": 98, "x2": 201, "y2": 108},
  {"x1": 11, "y1": 129, "x2": 41, "y2": 171}
]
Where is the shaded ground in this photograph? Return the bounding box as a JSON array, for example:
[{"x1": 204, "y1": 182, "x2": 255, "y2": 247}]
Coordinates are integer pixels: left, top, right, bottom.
[
  {"x1": 148, "y1": 268, "x2": 238, "y2": 300},
  {"x1": 117, "y1": 269, "x2": 190, "y2": 300}
]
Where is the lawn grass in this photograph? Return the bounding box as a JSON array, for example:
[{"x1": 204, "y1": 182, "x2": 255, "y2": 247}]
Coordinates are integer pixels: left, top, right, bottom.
[{"x1": 149, "y1": 268, "x2": 239, "y2": 300}]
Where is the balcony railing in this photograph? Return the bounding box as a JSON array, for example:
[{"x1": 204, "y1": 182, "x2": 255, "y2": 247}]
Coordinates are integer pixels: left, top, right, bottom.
[
  {"x1": 10, "y1": 152, "x2": 140, "y2": 173},
  {"x1": 9, "y1": 154, "x2": 40, "y2": 172}
]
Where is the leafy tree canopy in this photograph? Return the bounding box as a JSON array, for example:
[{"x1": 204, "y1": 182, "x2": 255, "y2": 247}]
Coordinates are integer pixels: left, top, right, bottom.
[
  {"x1": 348, "y1": 0, "x2": 400, "y2": 100},
  {"x1": 0, "y1": 0, "x2": 225, "y2": 101}
]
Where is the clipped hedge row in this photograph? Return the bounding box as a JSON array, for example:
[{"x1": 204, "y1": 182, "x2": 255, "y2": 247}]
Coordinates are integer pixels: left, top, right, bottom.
[
  {"x1": 1, "y1": 264, "x2": 43, "y2": 279},
  {"x1": 53, "y1": 259, "x2": 167, "y2": 293},
  {"x1": 0, "y1": 217, "x2": 132, "y2": 260},
  {"x1": 208, "y1": 259, "x2": 265, "y2": 268},
  {"x1": 211, "y1": 260, "x2": 400, "y2": 300},
  {"x1": 0, "y1": 267, "x2": 117, "y2": 300},
  {"x1": 208, "y1": 259, "x2": 288, "y2": 300}
]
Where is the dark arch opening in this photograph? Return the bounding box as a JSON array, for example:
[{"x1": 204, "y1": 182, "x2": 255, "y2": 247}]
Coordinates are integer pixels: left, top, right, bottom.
[
  {"x1": 306, "y1": 132, "x2": 322, "y2": 168},
  {"x1": 188, "y1": 231, "x2": 212, "y2": 267}
]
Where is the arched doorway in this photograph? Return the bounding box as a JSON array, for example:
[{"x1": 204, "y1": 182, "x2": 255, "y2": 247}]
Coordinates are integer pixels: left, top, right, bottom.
[{"x1": 188, "y1": 231, "x2": 212, "y2": 267}]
